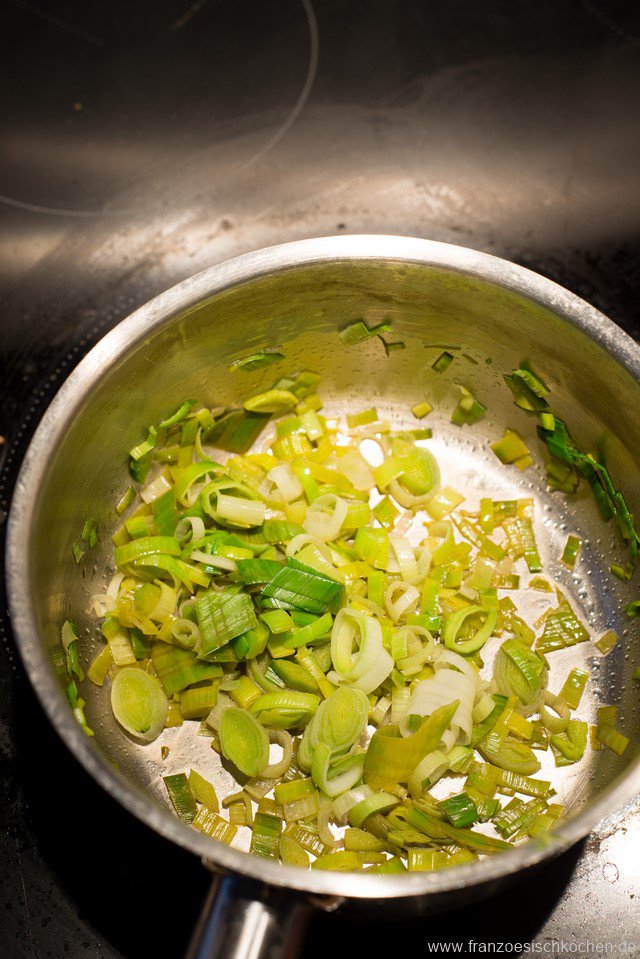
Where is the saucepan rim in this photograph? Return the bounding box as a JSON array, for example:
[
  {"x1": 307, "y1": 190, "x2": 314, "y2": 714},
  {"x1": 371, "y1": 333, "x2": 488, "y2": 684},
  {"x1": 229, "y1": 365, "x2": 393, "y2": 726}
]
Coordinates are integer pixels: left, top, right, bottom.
[{"x1": 7, "y1": 235, "x2": 640, "y2": 901}]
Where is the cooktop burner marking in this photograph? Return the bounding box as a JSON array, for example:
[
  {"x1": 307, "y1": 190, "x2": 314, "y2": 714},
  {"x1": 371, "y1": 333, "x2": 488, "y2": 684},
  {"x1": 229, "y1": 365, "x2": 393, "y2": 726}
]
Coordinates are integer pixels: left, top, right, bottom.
[{"x1": 0, "y1": 0, "x2": 318, "y2": 218}]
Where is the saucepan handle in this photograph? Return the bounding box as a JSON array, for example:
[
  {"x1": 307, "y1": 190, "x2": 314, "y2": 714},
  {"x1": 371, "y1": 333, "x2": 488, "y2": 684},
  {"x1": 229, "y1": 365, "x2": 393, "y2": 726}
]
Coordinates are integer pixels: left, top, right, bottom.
[{"x1": 185, "y1": 872, "x2": 312, "y2": 959}]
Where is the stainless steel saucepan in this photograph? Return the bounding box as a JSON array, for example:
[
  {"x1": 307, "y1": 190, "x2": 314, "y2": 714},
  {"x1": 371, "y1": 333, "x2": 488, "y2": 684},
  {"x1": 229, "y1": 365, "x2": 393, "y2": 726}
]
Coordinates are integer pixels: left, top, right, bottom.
[{"x1": 6, "y1": 236, "x2": 640, "y2": 959}]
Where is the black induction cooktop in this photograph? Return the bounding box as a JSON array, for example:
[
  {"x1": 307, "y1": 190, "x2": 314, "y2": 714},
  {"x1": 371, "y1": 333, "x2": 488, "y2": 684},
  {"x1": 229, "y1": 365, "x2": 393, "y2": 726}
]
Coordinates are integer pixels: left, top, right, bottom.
[{"x1": 2, "y1": 2, "x2": 640, "y2": 957}]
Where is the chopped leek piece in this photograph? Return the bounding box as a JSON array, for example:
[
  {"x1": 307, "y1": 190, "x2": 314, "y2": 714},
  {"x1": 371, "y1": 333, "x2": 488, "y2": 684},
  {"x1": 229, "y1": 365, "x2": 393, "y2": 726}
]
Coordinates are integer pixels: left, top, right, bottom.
[
  {"x1": 442, "y1": 605, "x2": 497, "y2": 655},
  {"x1": 339, "y1": 319, "x2": 392, "y2": 346},
  {"x1": 405, "y1": 805, "x2": 511, "y2": 853},
  {"x1": 451, "y1": 386, "x2": 486, "y2": 426},
  {"x1": 111, "y1": 668, "x2": 169, "y2": 742},
  {"x1": 87, "y1": 644, "x2": 113, "y2": 686},
  {"x1": 594, "y1": 630, "x2": 618, "y2": 655},
  {"x1": 251, "y1": 691, "x2": 321, "y2": 729},
  {"x1": 189, "y1": 769, "x2": 219, "y2": 811},
  {"x1": 380, "y1": 338, "x2": 406, "y2": 354},
  {"x1": 610, "y1": 562, "x2": 634, "y2": 581},
  {"x1": 432, "y1": 351, "x2": 454, "y2": 373},
  {"x1": 206, "y1": 410, "x2": 270, "y2": 454},
  {"x1": 219, "y1": 707, "x2": 270, "y2": 776},
  {"x1": 196, "y1": 592, "x2": 258, "y2": 655},
  {"x1": 364, "y1": 702, "x2": 459, "y2": 791},
  {"x1": 66, "y1": 681, "x2": 94, "y2": 736},
  {"x1": 244, "y1": 389, "x2": 298, "y2": 414},
  {"x1": 158, "y1": 400, "x2": 196, "y2": 429},
  {"x1": 61, "y1": 620, "x2": 83, "y2": 681},
  {"x1": 116, "y1": 485, "x2": 136, "y2": 515},
  {"x1": 493, "y1": 640, "x2": 547, "y2": 711},
  {"x1": 529, "y1": 576, "x2": 553, "y2": 592},
  {"x1": 193, "y1": 807, "x2": 238, "y2": 843},
  {"x1": 560, "y1": 535, "x2": 582, "y2": 568},
  {"x1": 550, "y1": 719, "x2": 588, "y2": 766},
  {"x1": 535, "y1": 593, "x2": 589, "y2": 654},
  {"x1": 280, "y1": 834, "x2": 310, "y2": 867},
  {"x1": 251, "y1": 807, "x2": 282, "y2": 858},
  {"x1": 179, "y1": 684, "x2": 219, "y2": 719},
  {"x1": 559, "y1": 668, "x2": 589, "y2": 710},
  {"x1": 491, "y1": 430, "x2": 531, "y2": 469},
  {"x1": 597, "y1": 725, "x2": 629, "y2": 755},
  {"x1": 411, "y1": 401, "x2": 433, "y2": 419},
  {"x1": 164, "y1": 773, "x2": 198, "y2": 823},
  {"x1": 82, "y1": 516, "x2": 99, "y2": 549}
]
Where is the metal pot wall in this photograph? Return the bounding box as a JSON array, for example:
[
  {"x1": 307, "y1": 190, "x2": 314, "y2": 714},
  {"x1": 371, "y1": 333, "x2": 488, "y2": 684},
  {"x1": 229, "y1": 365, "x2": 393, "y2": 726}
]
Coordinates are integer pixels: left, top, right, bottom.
[{"x1": 7, "y1": 236, "x2": 640, "y2": 959}]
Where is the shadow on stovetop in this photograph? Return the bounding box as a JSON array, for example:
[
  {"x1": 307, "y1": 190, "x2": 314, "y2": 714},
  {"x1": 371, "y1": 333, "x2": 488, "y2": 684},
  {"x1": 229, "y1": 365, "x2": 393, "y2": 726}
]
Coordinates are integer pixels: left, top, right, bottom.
[{"x1": 11, "y1": 669, "x2": 584, "y2": 959}]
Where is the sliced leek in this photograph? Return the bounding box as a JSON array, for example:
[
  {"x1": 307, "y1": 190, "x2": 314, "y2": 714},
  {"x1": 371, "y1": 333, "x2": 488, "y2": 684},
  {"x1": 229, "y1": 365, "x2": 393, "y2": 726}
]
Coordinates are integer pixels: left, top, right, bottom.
[{"x1": 66, "y1": 362, "x2": 632, "y2": 872}]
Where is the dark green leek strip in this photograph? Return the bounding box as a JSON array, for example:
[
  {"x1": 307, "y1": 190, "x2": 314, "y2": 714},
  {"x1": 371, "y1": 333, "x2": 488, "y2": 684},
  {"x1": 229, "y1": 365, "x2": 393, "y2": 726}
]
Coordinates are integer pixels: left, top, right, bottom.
[
  {"x1": 438, "y1": 792, "x2": 478, "y2": 828},
  {"x1": 130, "y1": 627, "x2": 150, "y2": 660},
  {"x1": 152, "y1": 490, "x2": 180, "y2": 536},
  {"x1": 229, "y1": 350, "x2": 284, "y2": 372},
  {"x1": 262, "y1": 561, "x2": 344, "y2": 614},
  {"x1": 611, "y1": 562, "x2": 634, "y2": 581},
  {"x1": 66, "y1": 681, "x2": 94, "y2": 736},
  {"x1": 236, "y1": 559, "x2": 284, "y2": 585},
  {"x1": 505, "y1": 365, "x2": 640, "y2": 567},
  {"x1": 405, "y1": 806, "x2": 511, "y2": 853},
  {"x1": 536, "y1": 411, "x2": 640, "y2": 563},
  {"x1": 158, "y1": 400, "x2": 196, "y2": 429},
  {"x1": 81, "y1": 516, "x2": 99, "y2": 548},
  {"x1": 164, "y1": 773, "x2": 197, "y2": 823},
  {"x1": 504, "y1": 369, "x2": 549, "y2": 412},
  {"x1": 560, "y1": 534, "x2": 582, "y2": 569},
  {"x1": 494, "y1": 797, "x2": 547, "y2": 838},
  {"x1": 130, "y1": 451, "x2": 153, "y2": 483},
  {"x1": 205, "y1": 410, "x2": 270, "y2": 454}
]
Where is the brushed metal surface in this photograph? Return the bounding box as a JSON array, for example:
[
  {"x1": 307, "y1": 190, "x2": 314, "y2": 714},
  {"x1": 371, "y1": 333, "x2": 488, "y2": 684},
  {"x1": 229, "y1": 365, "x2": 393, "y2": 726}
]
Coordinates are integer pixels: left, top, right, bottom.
[{"x1": 6, "y1": 236, "x2": 640, "y2": 908}]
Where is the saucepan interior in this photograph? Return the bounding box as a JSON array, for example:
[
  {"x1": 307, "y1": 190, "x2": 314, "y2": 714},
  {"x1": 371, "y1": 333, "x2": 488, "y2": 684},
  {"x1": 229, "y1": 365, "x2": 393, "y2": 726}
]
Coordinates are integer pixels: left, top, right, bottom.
[{"x1": 7, "y1": 237, "x2": 640, "y2": 902}]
